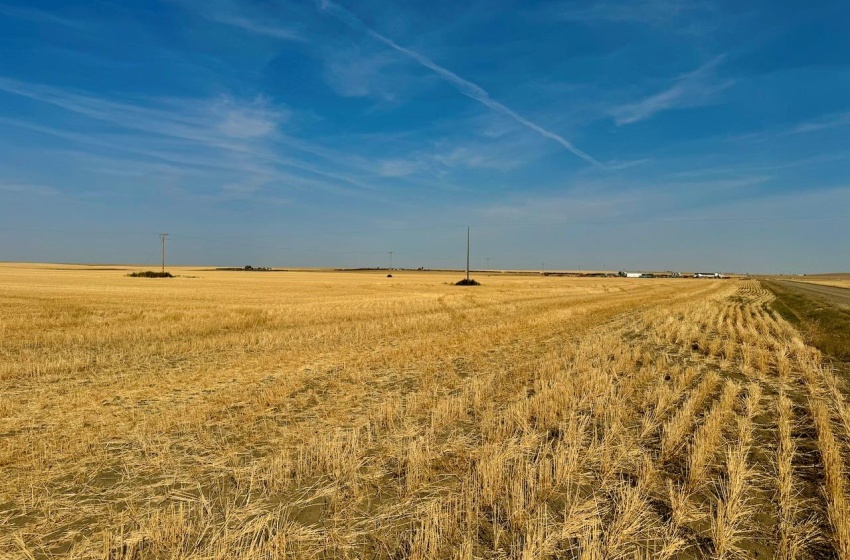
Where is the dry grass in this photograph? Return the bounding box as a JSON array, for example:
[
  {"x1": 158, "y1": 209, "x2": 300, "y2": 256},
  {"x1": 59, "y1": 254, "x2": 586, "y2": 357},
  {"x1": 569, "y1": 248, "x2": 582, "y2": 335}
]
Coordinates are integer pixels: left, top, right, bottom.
[
  {"x1": 805, "y1": 375, "x2": 850, "y2": 560},
  {"x1": 791, "y1": 278, "x2": 850, "y2": 290},
  {"x1": 1, "y1": 264, "x2": 850, "y2": 559},
  {"x1": 774, "y1": 389, "x2": 817, "y2": 560}
]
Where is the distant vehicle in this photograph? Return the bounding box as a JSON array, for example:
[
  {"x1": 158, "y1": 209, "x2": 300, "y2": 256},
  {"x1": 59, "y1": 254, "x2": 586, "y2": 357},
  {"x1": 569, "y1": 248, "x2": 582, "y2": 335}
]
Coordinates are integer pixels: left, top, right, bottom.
[
  {"x1": 618, "y1": 271, "x2": 643, "y2": 278},
  {"x1": 693, "y1": 272, "x2": 725, "y2": 279}
]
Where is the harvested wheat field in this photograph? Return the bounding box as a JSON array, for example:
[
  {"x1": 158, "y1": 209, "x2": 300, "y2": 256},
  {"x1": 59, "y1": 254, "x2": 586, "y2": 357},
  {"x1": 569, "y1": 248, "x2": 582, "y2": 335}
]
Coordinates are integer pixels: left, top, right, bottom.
[
  {"x1": 2, "y1": 263, "x2": 850, "y2": 559},
  {"x1": 793, "y1": 278, "x2": 850, "y2": 291}
]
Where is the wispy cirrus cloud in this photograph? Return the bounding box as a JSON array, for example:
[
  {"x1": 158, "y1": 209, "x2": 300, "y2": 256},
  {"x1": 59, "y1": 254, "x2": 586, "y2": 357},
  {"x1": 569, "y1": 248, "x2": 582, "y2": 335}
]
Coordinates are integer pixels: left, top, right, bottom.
[
  {"x1": 603, "y1": 158, "x2": 653, "y2": 171},
  {"x1": 372, "y1": 144, "x2": 532, "y2": 179},
  {"x1": 0, "y1": 76, "x2": 450, "y2": 199},
  {"x1": 0, "y1": 182, "x2": 59, "y2": 196},
  {"x1": 376, "y1": 159, "x2": 425, "y2": 177},
  {"x1": 669, "y1": 153, "x2": 849, "y2": 178},
  {"x1": 611, "y1": 56, "x2": 734, "y2": 125},
  {"x1": 537, "y1": 0, "x2": 721, "y2": 38},
  {"x1": 361, "y1": 114, "x2": 556, "y2": 178},
  {"x1": 472, "y1": 189, "x2": 641, "y2": 223},
  {"x1": 208, "y1": 14, "x2": 303, "y2": 42},
  {"x1": 790, "y1": 112, "x2": 850, "y2": 134},
  {"x1": 172, "y1": 0, "x2": 304, "y2": 42},
  {"x1": 0, "y1": 77, "x2": 397, "y2": 200},
  {"x1": 322, "y1": 47, "x2": 413, "y2": 101},
  {"x1": 0, "y1": 2, "x2": 83, "y2": 28},
  {"x1": 0, "y1": 77, "x2": 286, "y2": 143},
  {"x1": 471, "y1": 171, "x2": 772, "y2": 226},
  {"x1": 212, "y1": 96, "x2": 286, "y2": 138},
  {"x1": 432, "y1": 144, "x2": 532, "y2": 172},
  {"x1": 730, "y1": 112, "x2": 850, "y2": 144},
  {"x1": 315, "y1": 0, "x2": 601, "y2": 167},
  {"x1": 434, "y1": 146, "x2": 510, "y2": 171},
  {"x1": 551, "y1": 0, "x2": 692, "y2": 26}
]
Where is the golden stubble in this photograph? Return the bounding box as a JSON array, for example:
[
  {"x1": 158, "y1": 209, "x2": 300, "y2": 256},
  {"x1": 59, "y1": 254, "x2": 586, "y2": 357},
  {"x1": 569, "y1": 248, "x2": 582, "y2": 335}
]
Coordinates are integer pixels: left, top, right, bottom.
[{"x1": 1, "y1": 265, "x2": 849, "y2": 559}]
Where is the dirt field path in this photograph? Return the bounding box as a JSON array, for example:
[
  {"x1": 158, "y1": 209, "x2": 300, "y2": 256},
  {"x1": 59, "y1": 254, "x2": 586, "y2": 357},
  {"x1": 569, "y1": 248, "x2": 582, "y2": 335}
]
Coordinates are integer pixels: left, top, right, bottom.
[{"x1": 771, "y1": 279, "x2": 850, "y2": 306}]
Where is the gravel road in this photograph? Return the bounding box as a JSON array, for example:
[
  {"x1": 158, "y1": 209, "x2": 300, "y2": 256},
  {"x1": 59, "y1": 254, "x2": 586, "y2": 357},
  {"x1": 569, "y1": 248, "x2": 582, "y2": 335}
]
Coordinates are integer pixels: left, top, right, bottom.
[{"x1": 770, "y1": 279, "x2": 850, "y2": 307}]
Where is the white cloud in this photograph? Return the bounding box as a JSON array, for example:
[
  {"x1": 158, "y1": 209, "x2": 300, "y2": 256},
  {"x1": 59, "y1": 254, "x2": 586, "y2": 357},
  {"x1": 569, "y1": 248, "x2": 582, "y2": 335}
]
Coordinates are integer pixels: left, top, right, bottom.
[
  {"x1": 211, "y1": 96, "x2": 286, "y2": 139},
  {"x1": 540, "y1": 0, "x2": 719, "y2": 36},
  {"x1": 673, "y1": 175, "x2": 770, "y2": 191},
  {"x1": 210, "y1": 14, "x2": 303, "y2": 42},
  {"x1": 377, "y1": 159, "x2": 423, "y2": 177},
  {"x1": 604, "y1": 158, "x2": 653, "y2": 171},
  {"x1": 316, "y1": 0, "x2": 601, "y2": 167},
  {"x1": 553, "y1": 0, "x2": 691, "y2": 26},
  {"x1": 670, "y1": 153, "x2": 848, "y2": 178},
  {"x1": 474, "y1": 189, "x2": 641, "y2": 223},
  {"x1": 433, "y1": 146, "x2": 527, "y2": 172},
  {"x1": 611, "y1": 57, "x2": 733, "y2": 125},
  {"x1": 322, "y1": 48, "x2": 409, "y2": 101},
  {"x1": 172, "y1": 0, "x2": 304, "y2": 42},
  {"x1": 0, "y1": 182, "x2": 59, "y2": 196},
  {"x1": 790, "y1": 112, "x2": 850, "y2": 134},
  {"x1": 0, "y1": 3, "x2": 83, "y2": 28},
  {"x1": 0, "y1": 78, "x2": 397, "y2": 201},
  {"x1": 0, "y1": 77, "x2": 287, "y2": 145},
  {"x1": 730, "y1": 112, "x2": 850, "y2": 144}
]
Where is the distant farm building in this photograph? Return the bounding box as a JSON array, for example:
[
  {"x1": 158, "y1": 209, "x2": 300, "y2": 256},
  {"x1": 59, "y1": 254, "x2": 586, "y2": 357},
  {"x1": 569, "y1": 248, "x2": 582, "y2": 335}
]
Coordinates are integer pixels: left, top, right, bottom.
[{"x1": 618, "y1": 271, "x2": 682, "y2": 278}]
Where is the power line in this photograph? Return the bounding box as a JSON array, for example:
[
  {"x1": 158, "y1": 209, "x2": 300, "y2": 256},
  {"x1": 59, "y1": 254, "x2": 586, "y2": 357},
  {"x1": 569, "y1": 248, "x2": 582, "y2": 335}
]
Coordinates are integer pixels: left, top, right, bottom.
[
  {"x1": 466, "y1": 226, "x2": 470, "y2": 282},
  {"x1": 159, "y1": 233, "x2": 169, "y2": 273}
]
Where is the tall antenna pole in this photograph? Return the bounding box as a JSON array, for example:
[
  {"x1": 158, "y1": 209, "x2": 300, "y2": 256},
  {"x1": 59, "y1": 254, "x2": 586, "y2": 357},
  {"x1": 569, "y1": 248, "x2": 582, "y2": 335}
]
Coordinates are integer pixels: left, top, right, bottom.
[
  {"x1": 387, "y1": 251, "x2": 394, "y2": 270},
  {"x1": 485, "y1": 257, "x2": 490, "y2": 270},
  {"x1": 159, "y1": 233, "x2": 169, "y2": 272},
  {"x1": 466, "y1": 227, "x2": 470, "y2": 281}
]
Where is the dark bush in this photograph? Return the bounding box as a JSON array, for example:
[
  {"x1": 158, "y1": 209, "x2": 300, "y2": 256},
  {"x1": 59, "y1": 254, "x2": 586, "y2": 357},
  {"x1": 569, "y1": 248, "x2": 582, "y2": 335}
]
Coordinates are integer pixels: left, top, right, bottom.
[
  {"x1": 128, "y1": 271, "x2": 174, "y2": 278},
  {"x1": 455, "y1": 278, "x2": 480, "y2": 286}
]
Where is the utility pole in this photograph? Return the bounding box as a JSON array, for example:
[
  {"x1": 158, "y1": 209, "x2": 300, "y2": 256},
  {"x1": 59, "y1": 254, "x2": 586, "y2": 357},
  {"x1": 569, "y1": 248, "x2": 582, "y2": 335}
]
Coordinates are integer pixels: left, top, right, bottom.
[
  {"x1": 387, "y1": 251, "x2": 394, "y2": 270},
  {"x1": 485, "y1": 257, "x2": 490, "y2": 270},
  {"x1": 159, "y1": 233, "x2": 169, "y2": 273},
  {"x1": 542, "y1": 262, "x2": 546, "y2": 274},
  {"x1": 466, "y1": 227, "x2": 470, "y2": 281}
]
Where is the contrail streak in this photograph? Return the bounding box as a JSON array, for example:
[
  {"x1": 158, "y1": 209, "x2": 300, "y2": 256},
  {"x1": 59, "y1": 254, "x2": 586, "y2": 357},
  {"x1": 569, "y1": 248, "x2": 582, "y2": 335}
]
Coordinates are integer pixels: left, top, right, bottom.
[{"x1": 316, "y1": 0, "x2": 601, "y2": 167}]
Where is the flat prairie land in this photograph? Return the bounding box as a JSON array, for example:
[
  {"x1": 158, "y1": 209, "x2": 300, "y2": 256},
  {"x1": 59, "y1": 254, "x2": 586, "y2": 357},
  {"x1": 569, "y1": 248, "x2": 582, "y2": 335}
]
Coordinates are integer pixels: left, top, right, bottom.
[
  {"x1": 2, "y1": 264, "x2": 850, "y2": 559},
  {"x1": 784, "y1": 274, "x2": 850, "y2": 291},
  {"x1": 798, "y1": 279, "x2": 850, "y2": 290},
  {"x1": 768, "y1": 279, "x2": 850, "y2": 307}
]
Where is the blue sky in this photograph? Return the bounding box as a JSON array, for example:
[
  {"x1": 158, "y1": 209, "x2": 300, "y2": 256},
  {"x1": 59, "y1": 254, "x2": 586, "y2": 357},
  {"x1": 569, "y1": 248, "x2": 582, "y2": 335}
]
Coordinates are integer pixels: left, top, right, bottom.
[{"x1": 0, "y1": 0, "x2": 848, "y2": 272}]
